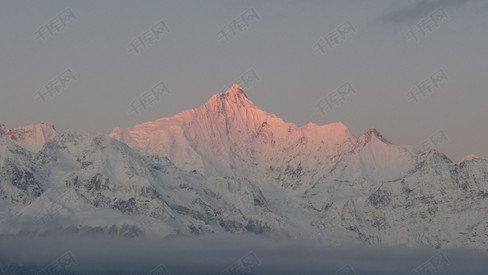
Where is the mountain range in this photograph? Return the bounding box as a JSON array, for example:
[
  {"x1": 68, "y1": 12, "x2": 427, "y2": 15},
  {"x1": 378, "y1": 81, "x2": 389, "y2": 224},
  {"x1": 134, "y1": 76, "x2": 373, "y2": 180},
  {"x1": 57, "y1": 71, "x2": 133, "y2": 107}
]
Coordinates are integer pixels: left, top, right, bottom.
[{"x1": 1, "y1": 84, "x2": 487, "y2": 249}]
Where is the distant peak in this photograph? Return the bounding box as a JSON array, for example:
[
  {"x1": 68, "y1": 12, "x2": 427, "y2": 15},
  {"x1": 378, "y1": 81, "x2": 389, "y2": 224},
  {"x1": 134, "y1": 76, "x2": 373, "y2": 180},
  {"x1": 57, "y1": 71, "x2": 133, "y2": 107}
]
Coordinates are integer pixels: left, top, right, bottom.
[
  {"x1": 461, "y1": 154, "x2": 479, "y2": 161},
  {"x1": 423, "y1": 149, "x2": 453, "y2": 164},
  {"x1": 352, "y1": 127, "x2": 392, "y2": 152},
  {"x1": 362, "y1": 128, "x2": 391, "y2": 144},
  {"x1": 460, "y1": 154, "x2": 487, "y2": 162},
  {"x1": 0, "y1": 122, "x2": 58, "y2": 151},
  {"x1": 224, "y1": 83, "x2": 247, "y2": 98},
  {"x1": 229, "y1": 83, "x2": 242, "y2": 91},
  {"x1": 203, "y1": 83, "x2": 255, "y2": 112}
]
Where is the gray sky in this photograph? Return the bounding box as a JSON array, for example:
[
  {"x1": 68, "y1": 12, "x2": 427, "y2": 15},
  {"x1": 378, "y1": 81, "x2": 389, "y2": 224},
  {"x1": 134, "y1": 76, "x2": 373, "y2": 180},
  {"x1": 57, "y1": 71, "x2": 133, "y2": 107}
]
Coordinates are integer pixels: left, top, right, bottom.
[{"x1": 1, "y1": 0, "x2": 487, "y2": 161}]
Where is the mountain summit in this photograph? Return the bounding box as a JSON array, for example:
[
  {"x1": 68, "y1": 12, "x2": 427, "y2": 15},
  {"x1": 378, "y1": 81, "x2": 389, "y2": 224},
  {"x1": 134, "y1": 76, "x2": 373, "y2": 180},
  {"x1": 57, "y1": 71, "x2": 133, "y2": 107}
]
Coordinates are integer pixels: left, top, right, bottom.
[
  {"x1": 225, "y1": 83, "x2": 247, "y2": 97},
  {"x1": 110, "y1": 85, "x2": 412, "y2": 188}
]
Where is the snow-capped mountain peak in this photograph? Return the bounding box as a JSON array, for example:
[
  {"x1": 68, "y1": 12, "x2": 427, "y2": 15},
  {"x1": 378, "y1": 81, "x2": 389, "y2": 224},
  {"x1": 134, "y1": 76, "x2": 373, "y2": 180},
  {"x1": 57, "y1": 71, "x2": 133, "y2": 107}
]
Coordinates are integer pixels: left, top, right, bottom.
[
  {"x1": 357, "y1": 128, "x2": 391, "y2": 146},
  {"x1": 459, "y1": 154, "x2": 488, "y2": 162},
  {"x1": 203, "y1": 83, "x2": 256, "y2": 115},
  {"x1": 225, "y1": 83, "x2": 247, "y2": 97},
  {"x1": 109, "y1": 86, "x2": 412, "y2": 190},
  {"x1": 0, "y1": 122, "x2": 58, "y2": 152}
]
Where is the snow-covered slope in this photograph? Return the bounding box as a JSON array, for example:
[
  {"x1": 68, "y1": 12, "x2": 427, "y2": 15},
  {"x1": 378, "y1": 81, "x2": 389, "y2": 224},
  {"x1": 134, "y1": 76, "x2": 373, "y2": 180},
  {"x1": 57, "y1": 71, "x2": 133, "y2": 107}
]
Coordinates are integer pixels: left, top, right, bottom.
[
  {"x1": 0, "y1": 133, "x2": 285, "y2": 238},
  {"x1": 303, "y1": 150, "x2": 488, "y2": 249},
  {"x1": 0, "y1": 122, "x2": 57, "y2": 152},
  {"x1": 0, "y1": 137, "x2": 44, "y2": 204}
]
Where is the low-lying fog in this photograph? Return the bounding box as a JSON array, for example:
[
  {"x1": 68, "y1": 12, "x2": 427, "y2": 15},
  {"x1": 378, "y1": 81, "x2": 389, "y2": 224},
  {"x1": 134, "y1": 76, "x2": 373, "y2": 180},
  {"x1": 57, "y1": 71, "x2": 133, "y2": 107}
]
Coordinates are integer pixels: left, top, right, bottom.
[{"x1": 1, "y1": 234, "x2": 488, "y2": 274}]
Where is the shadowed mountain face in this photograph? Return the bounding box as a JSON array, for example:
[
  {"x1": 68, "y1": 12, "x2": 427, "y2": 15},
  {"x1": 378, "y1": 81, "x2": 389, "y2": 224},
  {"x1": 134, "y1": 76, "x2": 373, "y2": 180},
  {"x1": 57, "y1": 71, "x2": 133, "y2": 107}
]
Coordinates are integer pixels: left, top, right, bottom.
[{"x1": 0, "y1": 85, "x2": 487, "y2": 249}]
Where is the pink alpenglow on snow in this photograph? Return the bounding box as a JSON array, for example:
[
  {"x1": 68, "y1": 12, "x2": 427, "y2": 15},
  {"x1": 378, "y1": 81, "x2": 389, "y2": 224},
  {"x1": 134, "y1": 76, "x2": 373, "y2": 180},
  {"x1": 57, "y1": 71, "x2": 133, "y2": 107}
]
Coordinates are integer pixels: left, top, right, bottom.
[
  {"x1": 110, "y1": 84, "x2": 415, "y2": 184},
  {"x1": 459, "y1": 154, "x2": 488, "y2": 162},
  {"x1": 0, "y1": 122, "x2": 58, "y2": 151}
]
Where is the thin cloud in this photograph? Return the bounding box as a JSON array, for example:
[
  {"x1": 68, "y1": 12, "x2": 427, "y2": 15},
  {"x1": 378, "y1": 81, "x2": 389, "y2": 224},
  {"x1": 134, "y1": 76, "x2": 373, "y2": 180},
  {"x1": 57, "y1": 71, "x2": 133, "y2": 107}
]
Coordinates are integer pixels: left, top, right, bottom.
[{"x1": 381, "y1": 0, "x2": 470, "y2": 24}]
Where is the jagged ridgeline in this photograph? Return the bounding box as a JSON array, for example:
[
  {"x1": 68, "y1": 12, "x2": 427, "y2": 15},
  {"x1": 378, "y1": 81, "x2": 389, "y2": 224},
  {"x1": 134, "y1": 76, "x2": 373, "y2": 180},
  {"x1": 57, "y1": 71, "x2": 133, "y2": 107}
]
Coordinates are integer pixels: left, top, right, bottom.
[{"x1": 1, "y1": 85, "x2": 488, "y2": 249}]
